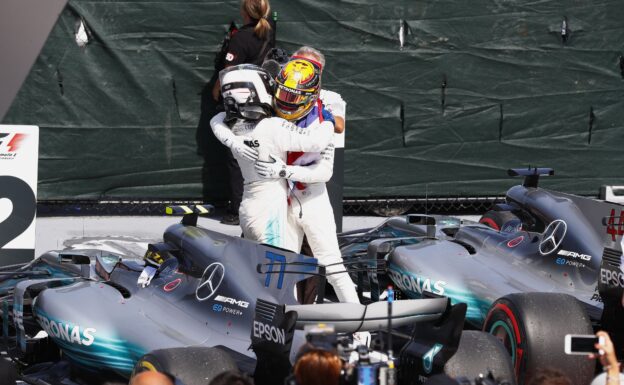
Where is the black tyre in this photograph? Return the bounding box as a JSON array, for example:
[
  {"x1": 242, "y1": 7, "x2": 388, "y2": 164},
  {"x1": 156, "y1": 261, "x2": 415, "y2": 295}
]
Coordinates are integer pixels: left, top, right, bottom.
[
  {"x1": 483, "y1": 293, "x2": 594, "y2": 385},
  {"x1": 444, "y1": 330, "x2": 515, "y2": 384},
  {"x1": 132, "y1": 347, "x2": 237, "y2": 385},
  {"x1": 479, "y1": 211, "x2": 522, "y2": 233}
]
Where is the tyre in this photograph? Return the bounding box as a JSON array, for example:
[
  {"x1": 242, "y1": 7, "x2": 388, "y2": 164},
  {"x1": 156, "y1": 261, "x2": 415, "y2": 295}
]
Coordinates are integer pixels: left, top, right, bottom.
[
  {"x1": 444, "y1": 330, "x2": 515, "y2": 384},
  {"x1": 479, "y1": 211, "x2": 522, "y2": 233},
  {"x1": 483, "y1": 293, "x2": 594, "y2": 385},
  {"x1": 132, "y1": 347, "x2": 238, "y2": 385}
]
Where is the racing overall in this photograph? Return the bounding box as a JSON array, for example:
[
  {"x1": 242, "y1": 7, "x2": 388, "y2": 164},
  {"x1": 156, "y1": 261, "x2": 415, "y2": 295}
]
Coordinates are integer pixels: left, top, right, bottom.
[
  {"x1": 210, "y1": 112, "x2": 333, "y2": 248},
  {"x1": 284, "y1": 94, "x2": 360, "y2": 304}
]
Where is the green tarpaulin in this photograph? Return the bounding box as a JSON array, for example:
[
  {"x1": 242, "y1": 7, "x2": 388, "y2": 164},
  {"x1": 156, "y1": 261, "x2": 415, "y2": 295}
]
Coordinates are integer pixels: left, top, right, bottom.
[{"x1": 4, "y1": 0, "x2": 624, "y2": 199}]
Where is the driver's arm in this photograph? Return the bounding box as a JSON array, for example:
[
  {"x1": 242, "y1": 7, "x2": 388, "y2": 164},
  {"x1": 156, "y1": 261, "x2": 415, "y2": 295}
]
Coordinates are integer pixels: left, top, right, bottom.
[{"x1": 280, "y1": 142, "x2": 335, "y2": 183}]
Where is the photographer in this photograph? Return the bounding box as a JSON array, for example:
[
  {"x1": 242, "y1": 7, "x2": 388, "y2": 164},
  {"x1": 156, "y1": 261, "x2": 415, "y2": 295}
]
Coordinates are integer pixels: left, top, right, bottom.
[{"x1": 589, "y1": 331, "x2": 623, "y2": 385}]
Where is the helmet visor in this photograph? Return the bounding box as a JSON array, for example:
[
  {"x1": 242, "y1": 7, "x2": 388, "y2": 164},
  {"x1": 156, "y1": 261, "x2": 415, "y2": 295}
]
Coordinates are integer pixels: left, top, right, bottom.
[{"x1": 275, "y1": 84, "x2": 316, "y2": 106}]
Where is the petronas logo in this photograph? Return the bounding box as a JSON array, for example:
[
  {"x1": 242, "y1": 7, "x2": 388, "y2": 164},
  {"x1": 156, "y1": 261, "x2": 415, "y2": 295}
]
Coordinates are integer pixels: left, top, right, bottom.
[{"x1": 423, "y1": 343, "x2": 443, "y2": 374}]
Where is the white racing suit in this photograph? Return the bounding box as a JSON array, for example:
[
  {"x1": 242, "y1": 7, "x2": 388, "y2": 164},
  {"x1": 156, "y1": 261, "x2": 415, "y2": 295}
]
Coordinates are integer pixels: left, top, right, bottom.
[
  {"x1": 210, "y1": 112, "x2": 333, "y2": 248},
  {"x1": 283, "y1": 94, "x2": 360, "y2": 304}
]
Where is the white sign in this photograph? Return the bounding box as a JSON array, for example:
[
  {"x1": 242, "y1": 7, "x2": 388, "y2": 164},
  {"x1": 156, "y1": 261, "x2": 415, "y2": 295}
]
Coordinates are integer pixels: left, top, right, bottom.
[{"x1": 0, "y1": 125, "x2": 39, "y2": 264}]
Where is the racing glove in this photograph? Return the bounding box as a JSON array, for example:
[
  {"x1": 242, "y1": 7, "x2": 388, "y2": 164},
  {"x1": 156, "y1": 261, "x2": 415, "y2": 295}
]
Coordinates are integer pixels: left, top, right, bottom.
[
  {"x1": 229, "y1": 135, "x2": 259, "y2": 163},
  {"x1": 255, "y1": 154, "x2": 289, "y2": 179}
]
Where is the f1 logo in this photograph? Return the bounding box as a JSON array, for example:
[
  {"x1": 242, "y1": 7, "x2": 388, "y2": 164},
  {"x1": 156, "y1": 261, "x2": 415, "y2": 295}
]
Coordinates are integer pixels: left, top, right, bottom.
[
  {"x1": 264, "y1": 252, "x2": 286, "y2": 289},
  {"x1": 0, "y1": 133, "x2": 25, "y2": 152}
]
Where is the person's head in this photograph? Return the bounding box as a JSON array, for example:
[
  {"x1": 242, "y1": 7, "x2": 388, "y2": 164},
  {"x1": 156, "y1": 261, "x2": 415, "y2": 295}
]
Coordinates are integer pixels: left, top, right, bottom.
[
  {"x1": 240, "y1": 0, "x2": 271, "y2": 39},
  {"x1": 291, "y1": 46, "x2": 325, "y2": 70},
  {"x1": 209, "y1": 370, "x2": 254, "y2": 385},
  {"x1": 262, "y1": 48, "x2": 290, "y2": 79},
  {"x1": 129, "y1": 371, "x2": 175, "y2": 385},
  {"x1": 219, "y1": 64, "x2": 275, "y2": 122},
  {"x1": 293, "y1": 349, "x2": 342, "y2": 385},
  {"x1": 527, "y1": 368, "x2": 572, "y2": 385},
  {"x1": 274, "y1": 58, "x2": 321, "y2": 121}
]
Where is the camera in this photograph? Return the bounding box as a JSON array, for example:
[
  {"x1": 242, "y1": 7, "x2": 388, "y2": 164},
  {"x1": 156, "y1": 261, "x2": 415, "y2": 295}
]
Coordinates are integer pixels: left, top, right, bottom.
[{"x1": 293, "y1": 324, "x2": 397, "y2": 385}]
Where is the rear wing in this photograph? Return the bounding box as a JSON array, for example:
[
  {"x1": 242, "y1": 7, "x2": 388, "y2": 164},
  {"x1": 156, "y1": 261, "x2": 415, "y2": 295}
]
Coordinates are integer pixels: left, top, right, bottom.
[
  {"x1": 507, "y1": 167, "x2": 554, "y2": 188},
  {"x1": 165, "y1": 204, "x2": 214, "y2": 226}
]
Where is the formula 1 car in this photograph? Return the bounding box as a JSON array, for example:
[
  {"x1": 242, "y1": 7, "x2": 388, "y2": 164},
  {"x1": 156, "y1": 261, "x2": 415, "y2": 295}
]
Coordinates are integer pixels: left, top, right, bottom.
[
  {"x1": 0, "y1": 205, "x2": 514, "y2": 385},
  {"x1": 340, "y1": 168, "x2": 624, "y2": 385}
]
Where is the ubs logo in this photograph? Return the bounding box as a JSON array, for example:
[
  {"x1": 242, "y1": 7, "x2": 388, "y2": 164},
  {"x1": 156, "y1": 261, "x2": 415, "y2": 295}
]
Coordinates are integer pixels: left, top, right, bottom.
[{"x1": 196, "y1": 262, "x2": 225, "y2": 301}]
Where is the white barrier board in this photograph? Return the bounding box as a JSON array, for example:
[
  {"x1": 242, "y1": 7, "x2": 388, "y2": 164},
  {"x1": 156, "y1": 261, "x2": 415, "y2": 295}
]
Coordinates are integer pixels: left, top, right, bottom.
[{"x1": 0, "y1": 125, "x2": 39, "y2": 264}]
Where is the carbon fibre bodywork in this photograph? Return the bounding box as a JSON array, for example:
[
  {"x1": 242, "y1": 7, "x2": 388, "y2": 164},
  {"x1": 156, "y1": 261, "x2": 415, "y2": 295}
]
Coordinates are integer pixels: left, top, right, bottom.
[{"x1": 340, "y1": 170, "x2": 624, "y2": 328}]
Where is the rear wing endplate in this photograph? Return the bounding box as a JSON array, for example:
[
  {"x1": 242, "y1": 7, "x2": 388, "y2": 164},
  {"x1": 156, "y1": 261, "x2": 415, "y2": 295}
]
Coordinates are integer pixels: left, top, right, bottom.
[
  {"x1": 165, "y1": 204, "x2": 214, "y2": 226},
  {"x1": 508, "y1": 167, "x2": 554, "y2": 188}
]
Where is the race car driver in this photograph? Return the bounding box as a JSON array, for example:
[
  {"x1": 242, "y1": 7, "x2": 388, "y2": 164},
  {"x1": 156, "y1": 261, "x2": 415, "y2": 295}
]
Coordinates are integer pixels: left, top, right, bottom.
[
  {"x1": 254, "y1": 53, "x2": 360, "y2": 304},
  {"x1": 210, "y1": 64, "x2": 334, "y2": 248}
]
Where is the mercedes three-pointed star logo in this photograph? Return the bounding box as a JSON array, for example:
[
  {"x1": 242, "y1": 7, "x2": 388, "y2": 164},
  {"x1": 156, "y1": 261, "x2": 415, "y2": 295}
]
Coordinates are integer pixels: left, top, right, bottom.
[
  {"x1": 539, "y1": 219, "x2": 567, "y2": 255},
  {"x1": 195, "y1": 262, "x2": 225, "y2": 301}
]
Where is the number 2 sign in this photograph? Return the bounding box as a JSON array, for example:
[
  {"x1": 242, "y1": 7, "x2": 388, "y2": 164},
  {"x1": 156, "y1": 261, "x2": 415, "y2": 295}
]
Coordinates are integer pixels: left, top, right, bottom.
[{"x1": 0, "y1": 125, "x2": 38, "y2": 265}]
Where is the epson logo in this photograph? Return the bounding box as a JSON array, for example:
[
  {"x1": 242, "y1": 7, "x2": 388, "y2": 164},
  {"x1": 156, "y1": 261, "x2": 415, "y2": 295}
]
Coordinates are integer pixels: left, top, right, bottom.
[
  {"x1": 600, "y1": 269, "x2": 624, "y2": 288},
  {"x1": 253, "y1": 321, "x2": 285, "y2": 345},
  {"x1": 215, "y1": 295, "x2": 249, "y2": 308},
  {"x1": 558, "y1": 250, "x2": 591, "y2": 261},
  {"x1": 37, "y1": 315, "x2": 96, "y2": 346},
  {"x1": 388, "y1": 270, "x2": 446, "y2": 295}
]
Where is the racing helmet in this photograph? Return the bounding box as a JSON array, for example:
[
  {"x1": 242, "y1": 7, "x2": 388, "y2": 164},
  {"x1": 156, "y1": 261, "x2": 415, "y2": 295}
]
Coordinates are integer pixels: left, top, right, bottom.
[
  {"x1": 219, "y1": 64, "x2": 275, "y2": 123},
  {"x1": 274, "y1": 58, "x2": 321, "y2": 121}
]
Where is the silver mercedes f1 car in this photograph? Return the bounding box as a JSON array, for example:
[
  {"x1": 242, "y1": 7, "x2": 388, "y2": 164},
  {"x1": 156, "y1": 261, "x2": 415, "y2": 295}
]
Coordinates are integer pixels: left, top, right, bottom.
[{"x1": 340, "y1": 168, "x2": 624, "y2": 385}]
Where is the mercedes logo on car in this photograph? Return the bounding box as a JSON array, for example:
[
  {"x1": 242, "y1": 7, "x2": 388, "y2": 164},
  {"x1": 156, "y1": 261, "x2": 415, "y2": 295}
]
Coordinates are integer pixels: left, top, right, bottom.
[
  {"x1": 196, "y1": 262, "x2": 225, "y2": 301},
  {"x1": 539, "y1": 219, "x2": 567, "y2": 255}
]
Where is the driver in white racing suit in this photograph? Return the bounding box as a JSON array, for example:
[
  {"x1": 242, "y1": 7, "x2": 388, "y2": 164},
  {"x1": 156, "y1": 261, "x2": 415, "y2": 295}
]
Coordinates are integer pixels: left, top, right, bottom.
[
  {"x1": 210, "y1": 64, "x2": 334, "y2": 248},
  {"x1": 254, "y1": 53, "x2": 360, "y2": 304}
]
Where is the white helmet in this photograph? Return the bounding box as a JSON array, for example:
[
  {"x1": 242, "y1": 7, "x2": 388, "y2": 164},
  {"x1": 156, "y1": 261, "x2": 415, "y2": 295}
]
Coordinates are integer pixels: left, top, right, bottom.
[{"x1": 219, "y1": 64, "x2": 275, "y2": 122}]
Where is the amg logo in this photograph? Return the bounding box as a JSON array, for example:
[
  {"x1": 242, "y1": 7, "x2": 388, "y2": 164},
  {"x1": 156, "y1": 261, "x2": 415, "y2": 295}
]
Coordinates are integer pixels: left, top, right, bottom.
[
  {"x1": 557, "y1": 250, "x2": 591, "y2": 261},
  {"x1": 244, "y1": 139, "x2": 260, "y2": 148},
  {"x1": 253, "y1": 320, "x2": 285, "y2": 344},
  {"x1": 388, "y1": 270, "x2": 446, "y2": 295},
  {"x1": 215, "y1": 295, "x2": 249, "y2": 308}
]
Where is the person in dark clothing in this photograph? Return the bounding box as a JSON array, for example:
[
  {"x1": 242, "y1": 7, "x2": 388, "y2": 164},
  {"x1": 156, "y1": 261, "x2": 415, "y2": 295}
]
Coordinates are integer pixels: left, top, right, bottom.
[{"x1": 196, "y1": 0, "x2": 274, "y2": 225}]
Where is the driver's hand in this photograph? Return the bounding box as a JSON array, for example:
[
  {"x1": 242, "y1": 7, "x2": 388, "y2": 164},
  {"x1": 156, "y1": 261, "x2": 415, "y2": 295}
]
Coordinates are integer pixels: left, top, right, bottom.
[
  {"x1": 255, "y1": 154, "x2": 288, "y2": 179},
  {"x1": 230, "y1": 136, "x2": 259, "y2": 163}
]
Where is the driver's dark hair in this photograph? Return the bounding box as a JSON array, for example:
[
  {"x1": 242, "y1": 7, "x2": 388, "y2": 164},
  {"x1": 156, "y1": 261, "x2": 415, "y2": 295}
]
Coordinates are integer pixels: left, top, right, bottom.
[{"x1": 209, "y1": 370, "x2": 254, "y2": 385}]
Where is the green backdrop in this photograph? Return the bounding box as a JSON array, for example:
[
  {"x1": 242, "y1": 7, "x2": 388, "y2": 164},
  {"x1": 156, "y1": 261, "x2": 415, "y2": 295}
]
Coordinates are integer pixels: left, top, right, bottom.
[{"x1": 4, "y1": 0, "x2": 624, "y2": 200}]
